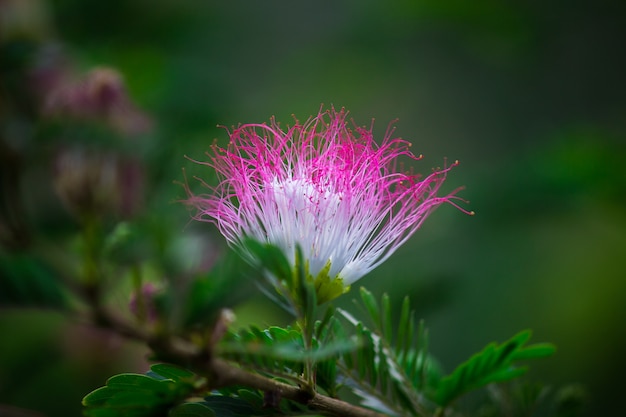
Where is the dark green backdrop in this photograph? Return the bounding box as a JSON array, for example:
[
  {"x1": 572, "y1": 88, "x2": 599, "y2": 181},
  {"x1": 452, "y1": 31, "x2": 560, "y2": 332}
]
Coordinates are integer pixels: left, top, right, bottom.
[{"x1": 1, "y1": 1, "x2": 625, "y2": 416}]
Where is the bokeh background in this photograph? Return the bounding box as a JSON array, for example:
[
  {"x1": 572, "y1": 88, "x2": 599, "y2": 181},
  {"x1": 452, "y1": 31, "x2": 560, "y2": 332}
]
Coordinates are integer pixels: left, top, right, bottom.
[{"x1": 1, "y1": 0, "x2": 625, "y2": 416}]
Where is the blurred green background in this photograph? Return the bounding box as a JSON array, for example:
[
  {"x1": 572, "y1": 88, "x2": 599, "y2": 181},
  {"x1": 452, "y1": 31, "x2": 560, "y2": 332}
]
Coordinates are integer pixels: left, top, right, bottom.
[{"x1": 1, "y1": 0, "x2": 625, "y2": 416}]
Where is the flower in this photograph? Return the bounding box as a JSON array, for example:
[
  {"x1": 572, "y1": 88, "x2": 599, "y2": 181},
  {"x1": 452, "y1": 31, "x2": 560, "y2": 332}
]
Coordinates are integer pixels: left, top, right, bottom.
[{"x1": 185, "y1": 107, "x2": 470, "y2": 301}]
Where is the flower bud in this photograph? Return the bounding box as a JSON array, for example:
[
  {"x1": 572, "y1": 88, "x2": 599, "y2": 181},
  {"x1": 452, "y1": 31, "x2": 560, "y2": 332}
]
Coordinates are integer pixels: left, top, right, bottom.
[
  {"x1": 53, "y1": 148, "x2": 143, "y2": 219},
  {"x1": 44, "y1": 67, "x2": 152, "y2": 136}
]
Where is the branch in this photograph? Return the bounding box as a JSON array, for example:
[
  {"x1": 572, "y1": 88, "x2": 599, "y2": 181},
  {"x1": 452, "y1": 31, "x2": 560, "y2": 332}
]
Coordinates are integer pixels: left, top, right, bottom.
[
  {"x1": 91, "y1": 309, "x2": 389, "y2": 417},
  {"x1": 210, "y1": 358, "x2": 387, "y2": 417}
]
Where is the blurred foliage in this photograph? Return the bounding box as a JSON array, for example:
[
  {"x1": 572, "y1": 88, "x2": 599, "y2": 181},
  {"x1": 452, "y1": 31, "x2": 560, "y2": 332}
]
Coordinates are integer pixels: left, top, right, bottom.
[
  {"x1": 81, "y1": 270, "x2": 556, "y2": 417},
  {"x1": 1, "y1": 0, "x2": 625, "y2": 416}
]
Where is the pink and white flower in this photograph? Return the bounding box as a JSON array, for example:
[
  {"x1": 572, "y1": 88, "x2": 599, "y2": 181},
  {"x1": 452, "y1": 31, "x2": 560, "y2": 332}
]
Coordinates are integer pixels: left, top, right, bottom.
[{"x1": 186, "y1": 107, "x2": 470, "y2": 297}]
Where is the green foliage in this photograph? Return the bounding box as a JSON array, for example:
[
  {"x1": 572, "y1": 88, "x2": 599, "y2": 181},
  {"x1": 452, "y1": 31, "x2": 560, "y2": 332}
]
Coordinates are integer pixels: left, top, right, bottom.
[
  {"x1": 218, "y1": 325, "x2": 305, "y2": 376},
  {"x1": 434, "y1": 330, "x2": 556, "y2": 407},
  {"x1": 206, "y1": 389, "x2": 311, "y2": 416},
  {"x1": 0, "y1": 253, "x2": 68, "y2": 309},
  {"x1": 77, "y1": 238, "x2": 559, "y2": 417},
  {"x1": 84, "y1": 361, "x2": 317, "y2": 417},
  {"x1": 148, "y1": 364, "x2": 197, "y2": 383},
  {"x1": 336, "y1": 288, "x2": 556, "y2": 416},
  {"x1": 240, "y1": 239, "x2": 349, "y2": 391},
  {"x1": 243, "y1": 239, "x2": 346, "y2": 312},
  {"x1": 294, "y1": 245, "x2": 317, "y2": 323},
  {"x1": 80, "y1": 278, "x2": 558, "y2": 417},
  {"x1": 474, "y1": 381, "x2": 587, "y2": 417},
  {"x1": 169, "y1": 403, "x2": 217, "y2": 417},
  {"x1": 241, "y1": 238, "x2": 298, "y2": 316},
  {"x1": 337, "y1": 288, "x2": 436, "y2": 416},
  {"x1": 158, "y1": 246, "x2": 255, "y2": 330},
  {"x1": 477, "y1": 381, "x2": 550, "y2": 417},
  {"x1": 82, "y1": 364, "x2": 201, "y2": 417},
  {"x1": 218, "y1": 323, "x2": 359, "y2": 380},
  {"x1": 554, "y1": 384, "x2": 587, "y2": 417},
  {"x1": 242, "y1": 239, "x2": 293, "y2": 287},
  {"x1": 314, "y1": 306, "x2": 350, "y2": 396},
  {"x1": 170, "y1": 397, "x2": 264, "y2": 417}
]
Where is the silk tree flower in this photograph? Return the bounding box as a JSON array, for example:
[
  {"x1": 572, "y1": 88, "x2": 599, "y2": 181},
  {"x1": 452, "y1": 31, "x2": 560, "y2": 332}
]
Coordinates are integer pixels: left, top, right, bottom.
[{"x1": 185, "y1": 108, "x2": 471, "y2": 302}]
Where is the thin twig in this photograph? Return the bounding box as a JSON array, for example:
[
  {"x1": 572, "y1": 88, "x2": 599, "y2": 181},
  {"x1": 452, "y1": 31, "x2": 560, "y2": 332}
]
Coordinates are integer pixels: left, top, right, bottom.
[{"x1": 210, "y1": 358, "x2": 389, "y2": 417}]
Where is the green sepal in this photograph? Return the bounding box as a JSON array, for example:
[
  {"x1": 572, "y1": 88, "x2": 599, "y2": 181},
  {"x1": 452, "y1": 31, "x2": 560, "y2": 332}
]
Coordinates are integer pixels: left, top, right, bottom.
[
  {"x1": 243, "y1": 238, "x2": 348, "y2": 307},
  {"x1": 310, "y1": 259, "x2": 349, "y2": 304}
]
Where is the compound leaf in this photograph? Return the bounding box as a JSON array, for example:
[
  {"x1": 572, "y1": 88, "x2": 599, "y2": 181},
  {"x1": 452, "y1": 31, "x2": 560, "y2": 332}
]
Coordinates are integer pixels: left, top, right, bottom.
[{"x1": 435, "y1": 330, "x2": 556, "y2": 407}]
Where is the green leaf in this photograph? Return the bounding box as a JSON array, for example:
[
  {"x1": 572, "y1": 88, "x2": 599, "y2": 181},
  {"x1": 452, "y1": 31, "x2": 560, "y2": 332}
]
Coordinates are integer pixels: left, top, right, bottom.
[
  {"x1": 242, "y1": 238, "x2": 292, "y2": 283},
  {"x1": 413, "y1": 320, "x2": 432, "y2": 390},
  {"x1": 339, "y1": 291, "x2": 557, "y2": 416},
  {"x1": 511, "y1": 343, "x2": 557, "y2": 360},
  {"x1": 484, "y1": 367, "x2": 528, "y2": 384},
  {"x1": 294, "y1": 245, "x2": 316, "y2": 324},
  {"x1": 221, "y1": 319, "x2": 360, "y2": 399},
  {"x1": 82, "y1": 386, "x2": 118, "y2": 406},
  {"x1": 150, "y1": 363, "x2": 196, "y2": 383},
  {"x1": 314, "y1": 305, "x2": 336, "y2": 341},
  {"x1": 170, "y1": 403, "x2": 216, "y2": 417},
  {"x1": 220, "y1": 327, "x2": 359, "y2": 363},
  {"x1": 200, "y1": 395, "x2": 269, "y2": 417},
  {"x1": 397, "y1": 297, "x2": 410, "y2": 348},
  {"x1": 337, "y1": 304, "x2": 426, "y2": 416},
  {"x1": 316, "y1": 358, "x2": 338, "y2": 396},
  {"x1": 434, "y1": 330, "x2": 556, "y2": 407},
  {"x1": 396, "y1": 296, "x2": 414, "y2": 370},
  {"x1": 235, "y1": 389, "x2": 263, "y2": 409},
  {"x1": 208, "y1": 389, "x2": 312, "y2": 416},
  {"x1": 240, "y1": 239, "x2": 302, "y2": 315},
  {"x1": 83, "y1": 371, "x2": 196, "y2": 416},
  {"x1": 381, "y1": 293, "x2": 392, "y2": 344},
  {"x1": 106, "y1": 373, "x2": 168, "y2": 390},
  {"x1": 359, "y1": 287, "x2": 380, "y2": 328}
]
